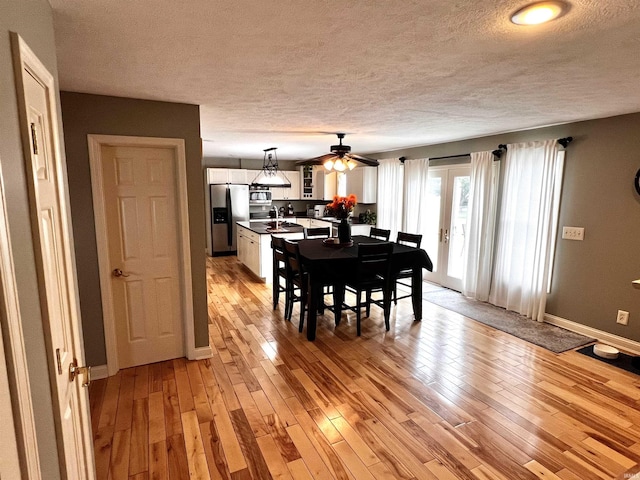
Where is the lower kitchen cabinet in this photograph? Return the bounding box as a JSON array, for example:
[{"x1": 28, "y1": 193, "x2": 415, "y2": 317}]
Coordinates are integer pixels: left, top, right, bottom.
[{"x1": 237, "y1": 225, "x2": 302, "y2": 281}]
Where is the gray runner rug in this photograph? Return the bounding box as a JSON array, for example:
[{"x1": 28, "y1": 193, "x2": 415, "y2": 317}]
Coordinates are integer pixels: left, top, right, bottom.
[{"x1": 423, "y1": 286, "x2": 595, "y2": 353}]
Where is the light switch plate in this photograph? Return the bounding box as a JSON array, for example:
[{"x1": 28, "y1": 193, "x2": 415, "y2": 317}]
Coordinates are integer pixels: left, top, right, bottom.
[{"x1": 562, "y1": 226, "x2": 584, "y2": 241}]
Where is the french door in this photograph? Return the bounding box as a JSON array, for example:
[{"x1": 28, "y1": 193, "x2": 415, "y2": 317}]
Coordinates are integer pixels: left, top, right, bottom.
[{"x1": 424, "y1": 166, "x2": 471, "y2": 291}]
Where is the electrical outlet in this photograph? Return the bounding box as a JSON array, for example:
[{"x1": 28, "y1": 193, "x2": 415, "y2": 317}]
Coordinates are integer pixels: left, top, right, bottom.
[
  {"x1": 562, "y1": 226, "x2": 584, "y2": 241},
  {"x1": 617, "y1": 310, "x2": 629, "y2": 325}
]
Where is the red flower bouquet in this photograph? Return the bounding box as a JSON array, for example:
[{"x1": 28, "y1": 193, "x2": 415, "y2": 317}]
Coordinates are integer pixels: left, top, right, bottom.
[{"x1": 326, "y1": 194, "x2": 357, "y2": 219}]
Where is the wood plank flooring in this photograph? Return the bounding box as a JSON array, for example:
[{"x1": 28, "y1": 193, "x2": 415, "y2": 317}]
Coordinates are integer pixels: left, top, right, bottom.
[{"x1": 90, "y1": 255, "x2": 640, "y2": 479}]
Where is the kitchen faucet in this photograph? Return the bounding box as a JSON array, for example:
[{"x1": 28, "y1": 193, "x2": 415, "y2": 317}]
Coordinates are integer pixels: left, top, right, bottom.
[{"x1": 271, "y1": 205, "x2": 280, "y2": 229}]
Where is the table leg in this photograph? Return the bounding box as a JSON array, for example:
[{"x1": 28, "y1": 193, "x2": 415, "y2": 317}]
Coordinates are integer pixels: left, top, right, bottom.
[
  {"x1": 307, "y1": 273, "x2": 317, "y2": 341},
  {"x1": 412, "y1": 268, "x2": 422, "y2": 321}
]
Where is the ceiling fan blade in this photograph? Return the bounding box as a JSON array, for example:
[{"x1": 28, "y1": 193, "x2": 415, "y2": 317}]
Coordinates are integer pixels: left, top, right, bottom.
[
  {"x1": 346, "y1": 154, "x2": 379, "y2": 166},
  {"x1": 295, "y1": 154, "x2": 337, "y2": 166}
]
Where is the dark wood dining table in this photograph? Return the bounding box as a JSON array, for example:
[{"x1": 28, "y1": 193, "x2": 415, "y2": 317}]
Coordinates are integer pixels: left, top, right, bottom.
[{"x1": 296, "y1": 235, "x2": 433, "y2": 340}]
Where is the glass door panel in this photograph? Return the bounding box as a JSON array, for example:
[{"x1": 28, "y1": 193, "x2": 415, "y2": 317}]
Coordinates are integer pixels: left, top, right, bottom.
[
  {"x1": 424, "y1": 173, "x2": 444, "y2": 273},
  {"x1": 424, "y1": 166, "x2": 470, "y2": 291}
]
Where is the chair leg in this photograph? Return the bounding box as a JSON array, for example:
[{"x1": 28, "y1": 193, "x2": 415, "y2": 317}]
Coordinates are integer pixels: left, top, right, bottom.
[
  {"x1": 285, "y1": 284, "x2": 292, "y2": 321},
  {"x1": 393, "y1": 281, "x2": 398, "y2": 305},
  {"x1": 298, "y1": 286, "x2": 307, "y2": 333},
  {"x1": 356, "y1": 290, "x2": 362, "y2": 336},
  {"x1": 365, "y1": 289, "x2": 371, "y2": 317},
  {"x1": 384, "y1": 288, "x2": 391, "y2": 331}
]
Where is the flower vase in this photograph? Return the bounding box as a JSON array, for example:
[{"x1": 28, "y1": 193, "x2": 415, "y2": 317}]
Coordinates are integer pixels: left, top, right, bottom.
[{"x1": 338, "y1": 218, "x2": 351, "y2": 243}]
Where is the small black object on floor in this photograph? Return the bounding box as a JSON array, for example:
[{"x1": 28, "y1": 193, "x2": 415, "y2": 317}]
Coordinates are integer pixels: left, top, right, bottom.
[{"x1": 576, "y1": 344, "x2": 640, "y2": 376}]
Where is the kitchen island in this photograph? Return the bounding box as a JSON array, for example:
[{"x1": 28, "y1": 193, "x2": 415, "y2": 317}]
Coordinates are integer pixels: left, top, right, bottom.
[{"x1": 236, "y1": 220, "x2": 305, "y2": 281}]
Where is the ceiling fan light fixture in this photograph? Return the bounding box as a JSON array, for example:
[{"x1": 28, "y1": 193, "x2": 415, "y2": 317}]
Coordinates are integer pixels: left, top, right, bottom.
[
  {"x1": 347, "y1": 160, "x2": 357, "y2": 170},
  {"x1": 324, "y1": 159, "x2": 334, "y2": 171},
  {"x1": 333, "y1": 159, "x2": 347, "y2": 172},
  {"x1": 511, "y1": 1, "x2": 567, "y2": 25}
]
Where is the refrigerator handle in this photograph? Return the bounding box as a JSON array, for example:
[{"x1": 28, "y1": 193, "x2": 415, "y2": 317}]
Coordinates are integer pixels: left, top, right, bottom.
[{"x1": 226, "y1": 186, "x2": 233, "y2": 246}]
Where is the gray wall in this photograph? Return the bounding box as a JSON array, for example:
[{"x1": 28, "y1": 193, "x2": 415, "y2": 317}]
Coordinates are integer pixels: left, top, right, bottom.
[
  {"x1": 0, "y1": 0, "x2": 66, "y2": 477},
  {"x1": 372, "y1": 113, "x2": 640, "y2": 342},
  {"x1": 60, "y1": 92, "x2": 208, "y2": 366}
]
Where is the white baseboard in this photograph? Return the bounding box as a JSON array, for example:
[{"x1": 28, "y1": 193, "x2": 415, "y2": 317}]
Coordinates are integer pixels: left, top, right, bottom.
[
  {"x1": 545, "y1": 313, "x2": 640, "y2": 355},
  {"x1": 90, "y1": 364, "x2": 109, "y2": 380},
  {"x1": 190, "y1": 346, "x2": 213, "y2": 361}
]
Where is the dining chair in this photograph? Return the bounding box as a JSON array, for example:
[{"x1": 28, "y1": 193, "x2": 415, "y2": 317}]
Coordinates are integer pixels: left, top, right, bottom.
[
  {"x1": 304, "y1": 227, "x2": 331, "y2": 239},
  {"x1": 271, "y1": 236, "x2": 288, "y2": 312},
  {"x1": 369, "y1": 227, "x2": 391, "y2": 241},
  {"x1": 284, "y1": 240, "x2": 309, "y2": 331},
  {"x1": 342, "y1": 242, "x2": 394, "y2": 336},
  {"x1": 393, "y1": 232, "x2": 423, "y2": 304}
]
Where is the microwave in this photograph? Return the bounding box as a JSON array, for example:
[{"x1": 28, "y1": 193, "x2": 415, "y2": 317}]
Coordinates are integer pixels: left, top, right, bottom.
[{"x1": 249, "y1": 189, "x2": 272, "y2": 205}]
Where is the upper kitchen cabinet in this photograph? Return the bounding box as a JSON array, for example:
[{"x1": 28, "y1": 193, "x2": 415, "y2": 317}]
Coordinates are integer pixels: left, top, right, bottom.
[
  {"x1": 315, "y1": 167, "x2": 337, "y2": 200},
  {"x1": 206, "y1": 168, "x2": 248, "y2": 184},
  {"x1": 271, "y1": 170, "x2": 301, "y2": 200},
  {"x1": 346, "y1": 167, "x2": 377, "y2": 203}
]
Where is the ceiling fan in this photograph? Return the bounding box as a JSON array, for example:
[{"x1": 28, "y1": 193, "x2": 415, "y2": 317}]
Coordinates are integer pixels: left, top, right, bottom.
[{"x1": 296, "y1": 133, "x2": 379, "y2": 171}]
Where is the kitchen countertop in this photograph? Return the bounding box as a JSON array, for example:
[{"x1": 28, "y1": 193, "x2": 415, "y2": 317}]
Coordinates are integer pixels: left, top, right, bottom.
[{"x1": 237, "y1": 220, "x2": 305, "y2": 235}]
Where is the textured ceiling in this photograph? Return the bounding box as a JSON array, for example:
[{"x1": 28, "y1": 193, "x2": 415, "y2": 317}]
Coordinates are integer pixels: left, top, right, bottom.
[{"x1": 49, "y1": 0, "x2": 640, "y2": 160}]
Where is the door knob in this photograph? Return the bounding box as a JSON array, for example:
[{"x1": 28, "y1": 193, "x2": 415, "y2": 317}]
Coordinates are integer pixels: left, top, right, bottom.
[
  {"x1": 69, "y1": 359, "x2": 91, "y2": 387},
  {"x1": 112, "y1": 268, "x2": 130, "y2": 277}
]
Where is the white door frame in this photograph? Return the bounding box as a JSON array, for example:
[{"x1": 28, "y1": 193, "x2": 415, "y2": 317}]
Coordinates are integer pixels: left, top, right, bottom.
[
  {"x1": 88, "y1": 135, "x2": 196, "y2": 376},
  {"x1": 0, "y1": 158, "x2": 41, "y2": 479}
]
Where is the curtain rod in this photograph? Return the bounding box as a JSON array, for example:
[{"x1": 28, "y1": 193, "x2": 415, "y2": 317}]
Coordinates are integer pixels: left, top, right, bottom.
[{"x1": 398, "y1": 137, "x2": 573, "y2": 163}]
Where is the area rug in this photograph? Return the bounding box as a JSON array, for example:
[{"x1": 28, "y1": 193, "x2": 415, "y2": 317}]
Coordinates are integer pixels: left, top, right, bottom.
[
  {"x1": 423, "y1": 286, "x2": 595, "y2": 353},
  {"x1": 576, "y1": 345, "x2": 640, "y2": 376}
]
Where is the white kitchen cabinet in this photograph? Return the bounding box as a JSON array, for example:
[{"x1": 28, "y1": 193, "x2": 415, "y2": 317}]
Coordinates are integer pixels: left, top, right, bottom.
[
  {"x1": 351, "y1": 224, "x2": 371, "y2": 236},
  {"x1": 315, "y1": 167, "x2": 337, "y2": 200},
  {"x1": 270, "y1": 170, "x2": 301, "y2": 200},
  {"x1": 287, "y1": 170, "x2": 301, "y2": 199},
  {"x1": 296, "y1": 218, "x2": 311, "y2": 228},
  {"x1": 237, "y1": 224, "x2": 304, "y2": 280},
  {"x1": 206, "y1": 168, "x2": 248, "y2": 184},
  {"x1": 346, "y1": 166, "x2": 377, "y2": 203}
]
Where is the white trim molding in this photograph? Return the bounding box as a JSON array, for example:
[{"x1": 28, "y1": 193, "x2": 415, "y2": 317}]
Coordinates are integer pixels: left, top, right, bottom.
[
  {"x1": 0, "y1": 160, "x2": 42, "y2": 479},
  {"x1": 90, "y1": 365, "x2": 109, "y2": 381},
  {"x1": 192, "y1": 346, "x2": 213, "y2": 361},
  {"x1": 88, "y1": 134, "x2": 198, "y2": 376},
  {"x1": 545, "y1": 313, "x2": 640, "y2": 355}
]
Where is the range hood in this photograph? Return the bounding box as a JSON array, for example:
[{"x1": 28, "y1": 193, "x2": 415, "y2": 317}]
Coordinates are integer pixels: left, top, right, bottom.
[{"x1": 251, "y1": 147, "x2": 291, "y2": 188}]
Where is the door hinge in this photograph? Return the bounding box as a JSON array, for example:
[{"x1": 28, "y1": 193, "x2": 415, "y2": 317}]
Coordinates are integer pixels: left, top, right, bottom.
[
  {"x1": 30, "y1": 122, "x2": 39, "y2": 155},
  {"x1": 55, "y1": 348, "x2": 62, "y2": 375}
]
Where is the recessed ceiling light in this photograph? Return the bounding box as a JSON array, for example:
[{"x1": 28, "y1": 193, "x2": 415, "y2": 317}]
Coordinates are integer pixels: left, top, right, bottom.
[{"x1": 511, "y1": 1, "x2": 567, "y2": 26}]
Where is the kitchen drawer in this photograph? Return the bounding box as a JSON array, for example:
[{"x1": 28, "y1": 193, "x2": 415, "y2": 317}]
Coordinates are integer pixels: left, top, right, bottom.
[{"x1": 245, "y1": 229, "x2": 260, "y2": 242}]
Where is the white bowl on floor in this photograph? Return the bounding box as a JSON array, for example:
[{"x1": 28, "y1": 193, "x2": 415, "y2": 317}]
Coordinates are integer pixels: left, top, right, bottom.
[{"x1": 593, "y1": 344, "x2": 619, "y2": 359}]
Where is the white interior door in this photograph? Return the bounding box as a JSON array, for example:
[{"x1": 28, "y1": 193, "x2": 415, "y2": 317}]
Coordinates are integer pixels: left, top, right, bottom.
[
  {"x1": 101, "y1": 145, "x2": 185, "y2": 368},
  {"x1": 12, "y1": 34, "x2": 95, "y2": 479},
  {"x1": 424, "y1": 166, "x2": 470, "y2": 291}
]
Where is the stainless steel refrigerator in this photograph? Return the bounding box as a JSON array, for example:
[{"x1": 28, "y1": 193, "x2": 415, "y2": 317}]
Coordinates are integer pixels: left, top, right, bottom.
[{"x1": 210, "y1": 183, "x2": 249, "y2": 255}]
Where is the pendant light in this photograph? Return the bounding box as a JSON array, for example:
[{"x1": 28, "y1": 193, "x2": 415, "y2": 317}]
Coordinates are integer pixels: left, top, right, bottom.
[{"x1": 251, "y1": 147, "x2": 291, "y2": 187}]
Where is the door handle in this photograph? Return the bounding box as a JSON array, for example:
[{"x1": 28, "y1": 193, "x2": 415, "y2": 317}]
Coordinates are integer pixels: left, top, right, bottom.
[
  {"x1": 69, "y1": 359, "x2": 91, "y2": 387},
  {"x1": 112, "y1": 268, "x2": 130, "y2": 277},
  {"x1": 439, "y1": 228, "x2": 443, "y2": 243}
]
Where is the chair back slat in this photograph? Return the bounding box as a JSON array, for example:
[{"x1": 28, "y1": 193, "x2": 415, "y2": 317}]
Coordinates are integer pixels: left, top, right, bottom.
[
  {"x1": 369, "y1": 227, "x2": 391, "y2": 241},
  {"x1": 356, "y1": 242, "x2": 393, "y2": 282},
  {"x1": 304, "y1": 227, "x2": 331, "y2": 239},
  {"x1": 284, "y1": 240, "x2": 303, "y2": 276},
  {"x1": 271, "y1": 235, "x2": 287, "y2": 263},
  {"x1": 396, "y1": 231, "x2": 422, "y2": 248}
]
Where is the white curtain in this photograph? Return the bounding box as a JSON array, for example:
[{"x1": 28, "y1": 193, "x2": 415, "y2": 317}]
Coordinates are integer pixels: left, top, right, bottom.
[
  {"x1": 462, "y1": 151, "x2": 500, "y2": 301},
  {"x1": 376, "y1": 158, "x2": 404, "y2": 240},
  {"x1": 402, "y1": 158, "x2": 430, "y2": 238},
  {"x1": 489, "y1": 140, "x2": 562, "y2": 321}
]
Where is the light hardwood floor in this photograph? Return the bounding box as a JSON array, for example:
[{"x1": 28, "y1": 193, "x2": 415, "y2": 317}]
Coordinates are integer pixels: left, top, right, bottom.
[{"x1": 90, "y1": 255, "x2": 640, "y2": 479}]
